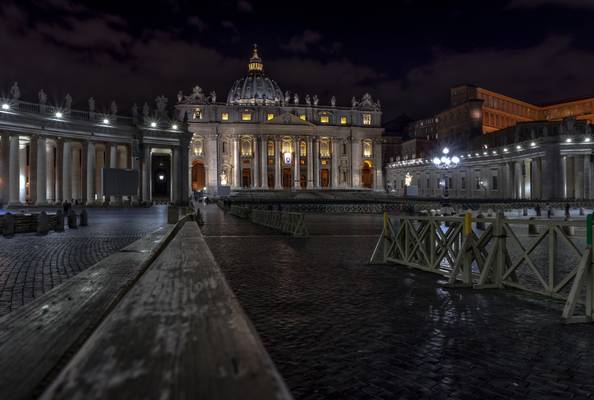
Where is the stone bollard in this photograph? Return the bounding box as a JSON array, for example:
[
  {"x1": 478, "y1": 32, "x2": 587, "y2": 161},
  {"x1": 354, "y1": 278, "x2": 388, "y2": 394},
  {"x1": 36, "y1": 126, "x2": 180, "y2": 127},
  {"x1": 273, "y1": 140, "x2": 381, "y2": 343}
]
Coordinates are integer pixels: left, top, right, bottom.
[
  {"x1": 79, "y1": 209, "x2": 88, "y2": 226},
  {"x1": 167, "y1": 206, "x2": 179, "y2": 224},
  {"x1": 528, "y1": 217, "x2": 538, "y2": 235},
  {"x1": 3, "y1": 213, "x2": 15, "y2": 237},
  {"x1": 67, "y1": 209, "x2": 78, "y2": 229},
  {"x1": 476, "y1": 212, "x2": 485, "y2": 230},
  {"x1": 580, "y1": 207, "x2": 585, "y2": 216},
  {"x1": 55, "y1": 209, "x2": 65, "y2": 232},
  {"x1": 195, "y1": 209, "x2": 204, "y2": 226},
  {"x1": 37, "y1": 211, "x2": 50, "y2": 235},
  {"x1": 562, "y1": 217, "x2": 575, "y2": 236}
]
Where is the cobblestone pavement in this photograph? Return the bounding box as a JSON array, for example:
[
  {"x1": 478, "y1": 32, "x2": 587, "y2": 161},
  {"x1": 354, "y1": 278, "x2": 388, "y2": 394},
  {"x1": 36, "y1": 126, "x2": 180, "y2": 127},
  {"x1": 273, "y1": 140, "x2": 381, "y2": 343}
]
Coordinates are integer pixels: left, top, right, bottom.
[
  {"x1": 0, "y1": 206, "x2": 167, "y2": 316},
  {"x1": 201, "y1": 205, "x2": 594, "y2": 400}
]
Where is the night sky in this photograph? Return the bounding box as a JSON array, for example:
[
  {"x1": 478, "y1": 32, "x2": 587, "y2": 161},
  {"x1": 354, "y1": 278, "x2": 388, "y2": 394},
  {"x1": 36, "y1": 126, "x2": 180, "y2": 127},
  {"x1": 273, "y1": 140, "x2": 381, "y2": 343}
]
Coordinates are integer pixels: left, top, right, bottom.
[{"x1": 1, "y1": 0, "x2": 593, "y2": 120}]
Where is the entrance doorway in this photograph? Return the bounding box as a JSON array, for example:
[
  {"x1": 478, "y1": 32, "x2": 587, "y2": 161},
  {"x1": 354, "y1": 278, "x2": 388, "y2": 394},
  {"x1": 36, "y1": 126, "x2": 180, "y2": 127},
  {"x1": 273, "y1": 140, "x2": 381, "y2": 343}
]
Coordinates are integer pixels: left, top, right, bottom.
[
  {"x1": 242, "y1": 168, "x2": 251, "y2": 188},
  {"x1": 362, "y1": 160, "x2": 373, "y2": 189},
  {"x1": 282, "y1": 168, "x2": 292, "y2": 189},
  {"x1": 191, "y1": 160, "x2": 205, "y2": 191},
  {"x1": 152, "y1": 154, "x2": 171, "y2": 200},
  {"x1": 320, "y1": 169, "x2": 330, "y2": 188}
]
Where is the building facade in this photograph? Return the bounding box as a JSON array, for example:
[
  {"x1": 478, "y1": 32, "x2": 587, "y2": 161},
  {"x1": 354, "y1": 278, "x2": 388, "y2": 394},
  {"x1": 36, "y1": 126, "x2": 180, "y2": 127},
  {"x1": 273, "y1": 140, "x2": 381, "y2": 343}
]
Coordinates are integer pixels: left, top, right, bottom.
[
  {"x1": 0, "y1": 45, "x2": 384, "y2": 207},
  {"x1": 386, "y1": 117, "x2": 594, "y2": 201},
  {"x1": 177, "y1": 46, "x2": 384, "y2": 194}
]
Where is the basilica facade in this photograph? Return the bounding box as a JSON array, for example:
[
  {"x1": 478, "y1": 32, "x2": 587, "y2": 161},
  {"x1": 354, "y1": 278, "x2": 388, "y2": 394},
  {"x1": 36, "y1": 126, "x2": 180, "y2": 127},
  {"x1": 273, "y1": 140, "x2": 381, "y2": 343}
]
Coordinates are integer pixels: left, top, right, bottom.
[
  {"x1": 0, "y1": 45, "x2": 383, "y2": 208},
  {"x1": 177, "y1": 45, "x2": 384, "y2": 194}
]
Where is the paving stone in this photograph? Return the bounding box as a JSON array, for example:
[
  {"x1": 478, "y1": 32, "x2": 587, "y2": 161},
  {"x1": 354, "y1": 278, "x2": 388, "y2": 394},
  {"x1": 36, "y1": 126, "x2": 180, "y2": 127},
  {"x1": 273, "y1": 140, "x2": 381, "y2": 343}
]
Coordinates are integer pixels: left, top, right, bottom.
[{"x1": 201, "y1": 204, "x2": 594, "y2": 400}]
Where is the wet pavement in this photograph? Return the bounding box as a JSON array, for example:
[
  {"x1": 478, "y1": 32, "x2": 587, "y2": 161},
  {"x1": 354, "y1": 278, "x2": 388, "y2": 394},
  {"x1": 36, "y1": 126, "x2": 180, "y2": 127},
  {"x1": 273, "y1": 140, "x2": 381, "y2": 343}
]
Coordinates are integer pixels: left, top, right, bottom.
[
  {"x1": 0, "y1": 206, "x2": 167, "y2": 316},
  {"x1": 201, "y1": 204, "x2": 594, "y2": 400}
]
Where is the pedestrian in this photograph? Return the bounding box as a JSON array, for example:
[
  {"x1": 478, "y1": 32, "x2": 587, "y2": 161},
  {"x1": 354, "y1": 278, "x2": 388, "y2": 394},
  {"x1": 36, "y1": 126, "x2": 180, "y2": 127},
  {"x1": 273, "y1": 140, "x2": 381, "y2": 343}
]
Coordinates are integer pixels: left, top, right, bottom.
[
  {"x1": 535, "y1": 203, "x2": 541, "y2": 217},
  {"x1": 547, "y1": 204, "x2": 552, "y2": 219},
  {"x1": 565, "y1": 203, "x2": 570, "y2": 218}
]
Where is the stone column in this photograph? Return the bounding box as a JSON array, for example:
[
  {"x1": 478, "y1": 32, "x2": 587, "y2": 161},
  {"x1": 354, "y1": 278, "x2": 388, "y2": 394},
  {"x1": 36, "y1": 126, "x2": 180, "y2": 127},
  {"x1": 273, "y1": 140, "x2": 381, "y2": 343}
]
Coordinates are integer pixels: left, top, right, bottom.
[
  {"x1": 46, "y1": 141, "x2": 55, "y2": 204},
  {"x1": 142, "y1": 145, "x2": 151, "y2": 203},
  {"x1": 331, "y1": 138, "x2": 339, "y2": 188},
  {"x1": 55, "y1": 139, "x2": 63, "y2": 204},
  {"x1": 294, "y1": 137, "x2": 301, "y2": 189},
  {"x1": 108, "y1": 144, "x2": 118, "y2": 204},
  {"x1": 131, "y1": 148, "x2": 140, "y2": 205},
  {"x1": 8, "y1": 135, "x2": 20, "y2": 206},
  {"x1": 260, "y1": 136, "x2": 268, "y2": 189},
  {"x1": 233, "y1": 136, "x2": 241, "y2": 189},
  {"x1": 172, "y1": 146, "x2": 180, "y2": 204},
  {"x1": 541, "y1": 143, "x2": 562, "y2": 200},
  {"x1": 253, "y1": 136, "x2": 260, "y2": 189},
  {"x1": 574, "y1": 155, "x2": 584, "y2": 200},
  {"x1": 62, "y1": 141, "x2": 72, "y2": 202},
  {"x1": 274, "y1": 136, "x2": 282, "y2": 189},
  {"x1": 585, "y1": 155, "x2": 592, "y2": 199},
  {"x1": 36, "y1": 137, "x2": 47, "y2": 205},
  {"x1": 531, "y1": 158, "x2": 541, "y2": 200},
  {"x1": 19, "y1": 142, "x2": 27, "y2": 203},
  {"x1": 514, "y1": 161, "x2": 523, "y2": 199},
  {"x1": 374, "y1": 141, "x2": 383, "y2": 191},
  {"x1": 306, "y1": 136, "x2": 313, "y2": 189},
  {"x1": 351, "y1": 137, "x2": 362, "y2": 189},
  {"x1": 86, "y1": 141, "x2": 95, "y2": 205},
  {"x1": 313, "y1": 137, "x2": 320, "y2": 188},
  {"x1": 565, "y1": 156, "x2": 575, "y2": 199},
  {"x1": 206, "y1": 132, "x2": 219, "y2": 191},
  {"x1": 0, "y1": 133, "x2": 9, "y2": 205}
]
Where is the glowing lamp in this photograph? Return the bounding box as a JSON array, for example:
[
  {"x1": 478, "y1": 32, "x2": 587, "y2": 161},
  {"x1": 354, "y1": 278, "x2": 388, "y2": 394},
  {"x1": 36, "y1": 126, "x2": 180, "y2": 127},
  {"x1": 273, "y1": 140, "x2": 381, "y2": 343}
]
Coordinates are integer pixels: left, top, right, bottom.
[
  {"x1": 150, "y1": 122, "x2": 157, "y2": 128},
  {"x1": 172, "y1": 124, "x2": 178, "y2": 130},
  {"x1": 1, "y1": 103, "x2": 9, "y2": 110},
  {"x1": 55, "y1": 112, "x2": 63, "y2": 118},
  {"x1": 103, "y1": 118, "x2": 109, "y2": 124}
]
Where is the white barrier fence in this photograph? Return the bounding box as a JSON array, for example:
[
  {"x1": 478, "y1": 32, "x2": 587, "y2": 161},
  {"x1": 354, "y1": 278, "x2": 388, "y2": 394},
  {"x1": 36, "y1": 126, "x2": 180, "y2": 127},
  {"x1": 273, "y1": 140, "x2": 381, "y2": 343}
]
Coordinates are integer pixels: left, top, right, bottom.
[
  {"x1": 229, "y1": 206, "x2": 308, "y2": 237},
  {"x1": 370, "y1": 212, "x2": 594, "y2": 323}
]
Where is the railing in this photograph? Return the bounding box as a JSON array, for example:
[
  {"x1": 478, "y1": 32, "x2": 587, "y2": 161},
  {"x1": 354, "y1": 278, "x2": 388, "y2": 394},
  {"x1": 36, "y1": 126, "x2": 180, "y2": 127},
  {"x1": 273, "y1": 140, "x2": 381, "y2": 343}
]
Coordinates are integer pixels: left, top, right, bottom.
[
  {"x1": 228, "y1": 206, "x2": 308, "y2": 236},
  {"x1": 370, "y1": 212, "x2": 594, "y2": 323}
]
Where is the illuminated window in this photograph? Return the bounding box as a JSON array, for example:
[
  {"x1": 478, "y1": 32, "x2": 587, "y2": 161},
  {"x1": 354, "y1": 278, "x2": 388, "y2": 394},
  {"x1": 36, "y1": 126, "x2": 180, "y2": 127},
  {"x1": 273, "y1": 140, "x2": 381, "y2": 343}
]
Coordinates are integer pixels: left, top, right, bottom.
[
  {"x1": 363, "y1": 139, "x2": 373, "y2": 158},
  {"x1": 321, "y1": 160, "x2": 328, "y2": 165},
  {"x1": 320, "y1": 139, "x2": 330, "y2": 158},
  {"x1": 241, "y1": 113, "x2": 252, "y2": 121},
  {"x1": 267, "y1": 113, "x2": 274, "y2": 121},
  {"x1": 340, "y1": 116, "x2": 347, "y2": 125},
  {"x1": 320, "y1": 114, "x2": 329, "y2": 124},
  {"x1": 221, "y1": 112, "x2": 229, "y2": 121},
  {"x1": 193, "y1": 108, "x2": 202, "y2": 119},
  {"x1": 267, "y1": 140, "x2": 275, "y2": 156},
  {"x1": 300, "y1": 140, "x2": 307, "y2": 157},
  {"x1": 281, "y1": 138, "x2": 293, "y2": 154},
  {"x1": 299, "y1": 114, "x2": 306, "y2": 121},
  {"x1": 363, "y1": 114, "x2": 371, "y2": 125},
  {"x1": 192, "y1": 137, "x2": 204, "y2": 157},
  {"x1": 241, "y1": 138, "x2": 252, "y2": 157}
]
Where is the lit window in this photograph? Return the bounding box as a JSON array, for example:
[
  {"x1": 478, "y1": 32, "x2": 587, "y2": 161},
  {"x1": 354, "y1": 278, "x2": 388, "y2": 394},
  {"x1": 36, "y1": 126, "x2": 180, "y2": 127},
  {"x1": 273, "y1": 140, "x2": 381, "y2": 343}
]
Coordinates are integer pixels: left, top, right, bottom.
[
  {"x1": 340, "y1": 116, "x2": 347, "y2": 125},
  {"x1": 300, "y1": 140, "x2": 307, "y2": 157},
  {"x1": 241, "y1": 138, "x2": 252, "y2": 157},
  {"x1": 267, "y1": 140, "x2": 274, "y2": 156},
  {"x1": 320, "y1": 114, "x2": 329, "y2": 124},
  {"x1": 193, "y1": 108, "x2": 202, "y2": 119},
  {"x1": 320, "y1": 139, "x2": 330, "y2": 158},
  {"x1": 192, "y1": 137, "x2": 204, "y2": 157},
  {"x1": 241, "y1": 113, "x2": 252, "y2": 121},
  {"x1": 363, "y1": 114, "x2": 371, "y2": 125},
  {"x1": 221, "y1": 112, "x2": 229, "y2": 121},
  {"x1": 281, "y1": 138, "x2": 293, "y2": 154},
  {"x1": 267, "y1": 113, "x2": 274, "y2": 121},
  {"x1": 299, "y1": 114, "x2": 306, "y2": 121},
  {"x1": 363, "y1": 139, "x2": 373, "y2": 158}
]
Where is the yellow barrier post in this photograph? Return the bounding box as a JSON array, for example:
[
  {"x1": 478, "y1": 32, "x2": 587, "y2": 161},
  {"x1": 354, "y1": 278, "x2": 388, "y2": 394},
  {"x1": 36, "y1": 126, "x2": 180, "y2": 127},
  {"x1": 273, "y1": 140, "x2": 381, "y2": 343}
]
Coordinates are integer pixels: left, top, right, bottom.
[{"x1": 464, "y1": 211, "x2": 472, "y2": 236}]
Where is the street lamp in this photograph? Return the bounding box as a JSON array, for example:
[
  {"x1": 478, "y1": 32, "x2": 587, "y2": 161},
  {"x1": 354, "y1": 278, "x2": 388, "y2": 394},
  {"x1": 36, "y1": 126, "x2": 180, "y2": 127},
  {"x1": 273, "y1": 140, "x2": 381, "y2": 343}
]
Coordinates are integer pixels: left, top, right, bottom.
[{"x1": 432, "y1": 147, "x2": 460, "y2": 198}]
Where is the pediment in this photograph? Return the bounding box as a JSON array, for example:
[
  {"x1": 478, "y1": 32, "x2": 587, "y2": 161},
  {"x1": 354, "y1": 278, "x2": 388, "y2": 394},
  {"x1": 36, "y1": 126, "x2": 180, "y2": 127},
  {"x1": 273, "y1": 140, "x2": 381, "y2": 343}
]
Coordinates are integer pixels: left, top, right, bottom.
[{"x1": 265, "y1": 112, "x2": 314, "y2": 126}]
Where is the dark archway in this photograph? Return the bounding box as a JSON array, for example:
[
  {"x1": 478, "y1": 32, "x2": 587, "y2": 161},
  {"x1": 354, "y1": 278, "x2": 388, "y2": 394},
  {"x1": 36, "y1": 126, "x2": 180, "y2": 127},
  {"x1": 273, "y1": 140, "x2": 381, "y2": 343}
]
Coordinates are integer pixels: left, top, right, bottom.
[
  {"x1": 152, "y1": 154, "x2": 171, "y2": 200},
  {"x1": 242, "y1": 168, "x2": 251, "y2": 188},
  {"x1": 282, "y1": 168, "x2": 292, "y2": 189},
  {"x1": 362, "y1": 160, "x2": 373, "y2": 189},
  {"x1": 191, "y1": 160, "x2": 206, "y2": 191},
  {"x1": 320, "y1": 169, "x2": 330, "y2": 188}
]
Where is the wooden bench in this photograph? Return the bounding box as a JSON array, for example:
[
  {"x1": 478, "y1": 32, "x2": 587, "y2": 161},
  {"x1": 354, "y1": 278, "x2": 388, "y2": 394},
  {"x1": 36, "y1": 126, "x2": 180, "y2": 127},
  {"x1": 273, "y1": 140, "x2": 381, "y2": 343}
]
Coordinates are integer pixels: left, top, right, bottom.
[
  {"x1": 0, "y1": 223, "x2": 181, "y2": 399},
  {"x1": 41, "y1": 221, "x2": 292, "y2": 399}
]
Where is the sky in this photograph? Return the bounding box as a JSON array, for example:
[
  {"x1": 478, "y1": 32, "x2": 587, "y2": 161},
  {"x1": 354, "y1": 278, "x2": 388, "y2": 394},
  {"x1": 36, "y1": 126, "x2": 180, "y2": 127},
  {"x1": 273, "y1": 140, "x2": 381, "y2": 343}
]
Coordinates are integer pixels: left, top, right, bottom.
[{"x1": 1, "y1": 0, "x2": 594, "y2": 121}]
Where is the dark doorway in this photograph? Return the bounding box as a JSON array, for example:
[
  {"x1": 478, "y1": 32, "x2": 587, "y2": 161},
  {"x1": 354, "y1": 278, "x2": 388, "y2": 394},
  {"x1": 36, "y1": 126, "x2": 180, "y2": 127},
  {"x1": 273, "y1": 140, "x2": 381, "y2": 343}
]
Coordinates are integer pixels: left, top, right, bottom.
[
  {"x1": 320, "y1": 169, "x2": 330, "y2": 188},
  {"x1": 152, "y1": 154, "x2": 171, "y2": 200},
  {"x1": 191, "y1": 160, "x2": 205, "y2": 191},
  {"x1": 242, "y1": 168, "x2": 251, "y2": 188},
  {"x1": 282, "y1": 168, "x2": 292, "y2": 189},
  {"x1": 268, "y1": 171, "x2": 274, "y2": 188},
  {"x1": 362, "y1": 161, "x2": 373, "y2": 189}
]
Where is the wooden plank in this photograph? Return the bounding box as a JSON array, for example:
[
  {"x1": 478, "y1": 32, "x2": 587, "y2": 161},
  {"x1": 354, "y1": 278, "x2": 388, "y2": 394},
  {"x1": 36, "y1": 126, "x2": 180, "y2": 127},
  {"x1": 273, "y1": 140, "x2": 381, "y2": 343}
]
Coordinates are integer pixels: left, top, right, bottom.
[
  {"x1": 41, "y1": 222, "x2": 292, "y2": 400},
  {"x1": 0, "y1": 224, "x2": 178, "y2": 400}
]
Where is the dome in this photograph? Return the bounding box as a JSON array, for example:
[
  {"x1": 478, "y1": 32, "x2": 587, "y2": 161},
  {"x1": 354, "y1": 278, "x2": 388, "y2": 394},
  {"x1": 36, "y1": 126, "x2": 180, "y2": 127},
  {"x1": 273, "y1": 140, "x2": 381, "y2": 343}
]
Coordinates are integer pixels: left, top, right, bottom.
[{"x1": 227, "y1": 45, "x2": 284, "y2": 106}]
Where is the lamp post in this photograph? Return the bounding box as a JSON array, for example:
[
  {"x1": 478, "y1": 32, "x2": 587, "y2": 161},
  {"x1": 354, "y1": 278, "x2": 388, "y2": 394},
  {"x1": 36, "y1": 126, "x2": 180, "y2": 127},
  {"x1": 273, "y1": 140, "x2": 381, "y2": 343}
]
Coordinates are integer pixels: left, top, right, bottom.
[{"x1": 432, "y1": 147, "x2": 460, "y2": 199}]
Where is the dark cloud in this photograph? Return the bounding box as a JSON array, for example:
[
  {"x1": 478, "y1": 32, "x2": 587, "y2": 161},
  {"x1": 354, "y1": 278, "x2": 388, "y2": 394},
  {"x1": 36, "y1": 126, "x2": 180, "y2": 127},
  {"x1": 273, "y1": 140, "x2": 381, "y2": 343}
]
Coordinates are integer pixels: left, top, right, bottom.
[
  {"x1": 507, "y1": 0, "x2": 594, "y2": 8},
  {"x1": 237, "y1": 0, "x2": 253, "y2": 12},
  {"x1": 281, "y1": 30, "x2": 323, "y2": 53},
  {"x1": 187, "y1": 16, "x2": 208, "y2": 32}
]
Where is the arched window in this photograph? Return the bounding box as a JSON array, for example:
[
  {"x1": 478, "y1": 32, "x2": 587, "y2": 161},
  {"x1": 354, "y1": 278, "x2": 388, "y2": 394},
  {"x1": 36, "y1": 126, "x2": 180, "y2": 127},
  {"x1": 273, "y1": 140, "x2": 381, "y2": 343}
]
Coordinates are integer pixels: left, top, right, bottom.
[
  {"x1": 319, "y1": 138, "x2": 330, "y2": 158},
  {"x1": 300, "y1": 140, "x2": 307, "y2": 157},
  {"x1": 267, "y1": 140, "x2": 275, "y2": 156},
  {"x1": 281, "y1": 138, "x2": 293, "y2": 154},
  {"x1": 193, "y1": 108, "x2": 202, "y2": 119},
  {"x1": 192, "y1": 136, "x2": 204, "y2": 157},
  {"x1": 362, "y1": 139, "x2": 373, "y2": 158},
  {"x1": 241, "y1": 138, "x2": 252, "y2": 157}
]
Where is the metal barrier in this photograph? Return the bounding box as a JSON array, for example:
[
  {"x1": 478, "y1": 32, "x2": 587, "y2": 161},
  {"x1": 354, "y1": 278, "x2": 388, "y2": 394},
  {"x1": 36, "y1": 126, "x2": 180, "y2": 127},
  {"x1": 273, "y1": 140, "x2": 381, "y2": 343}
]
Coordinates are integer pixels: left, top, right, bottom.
[
  {"x1": 229, "y1": 205, "x2": 251, "y2": 219},
  {"x1": 370, "y1": 211, "x2": 594, "y2": 323},
  {"x1": 250, "y1": 209, "x2": 309, "y2": 237}
]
